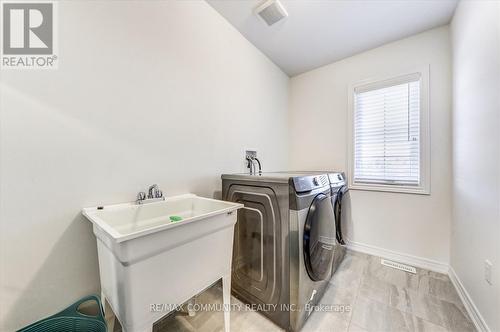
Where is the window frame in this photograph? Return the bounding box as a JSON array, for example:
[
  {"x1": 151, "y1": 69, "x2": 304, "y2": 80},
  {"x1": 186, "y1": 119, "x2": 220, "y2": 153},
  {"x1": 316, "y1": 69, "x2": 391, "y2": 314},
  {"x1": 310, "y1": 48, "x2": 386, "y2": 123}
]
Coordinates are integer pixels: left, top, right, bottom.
[{"x1": 347, "y1": 65, "x2": 431, "y2": 195}]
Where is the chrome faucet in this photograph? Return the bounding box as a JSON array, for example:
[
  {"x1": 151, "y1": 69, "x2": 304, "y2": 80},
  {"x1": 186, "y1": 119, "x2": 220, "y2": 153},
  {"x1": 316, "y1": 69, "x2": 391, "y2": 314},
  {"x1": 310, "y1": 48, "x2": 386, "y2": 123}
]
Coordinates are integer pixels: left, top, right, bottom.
[
  {"x1": 147, "y1": 184, "x2": 163, "y2": 199},
  {"x1": 136, "y1": 184, "x2": 164, "y2": 204},
  {"x1": 246, "y1": 156, "x2": 255, "y2": 175},
  {"x1": 246, "y1": 156, "x2": 262, "y2": 175}
]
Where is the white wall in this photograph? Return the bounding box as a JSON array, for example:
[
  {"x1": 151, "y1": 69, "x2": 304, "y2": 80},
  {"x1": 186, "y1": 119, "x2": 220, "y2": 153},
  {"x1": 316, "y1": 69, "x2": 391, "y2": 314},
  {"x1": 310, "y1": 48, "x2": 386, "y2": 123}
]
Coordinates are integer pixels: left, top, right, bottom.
[
  {"x1": 289, "y1": 26, "x2": 452, "y2": 264},
  {"x1": 0, "y1": 1, "x2": 289, "y2": 330},
  {"x1": 450, "y1": 1, "x2": 500, "y2": 331}
]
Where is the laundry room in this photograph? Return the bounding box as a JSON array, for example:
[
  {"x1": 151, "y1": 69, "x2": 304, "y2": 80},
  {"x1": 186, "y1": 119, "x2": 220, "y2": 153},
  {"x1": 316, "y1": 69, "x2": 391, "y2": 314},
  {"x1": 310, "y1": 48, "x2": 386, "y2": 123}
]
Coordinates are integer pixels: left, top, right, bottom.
[{"x1": 0, "y1": 0, "x2": 498, "y2": 332}]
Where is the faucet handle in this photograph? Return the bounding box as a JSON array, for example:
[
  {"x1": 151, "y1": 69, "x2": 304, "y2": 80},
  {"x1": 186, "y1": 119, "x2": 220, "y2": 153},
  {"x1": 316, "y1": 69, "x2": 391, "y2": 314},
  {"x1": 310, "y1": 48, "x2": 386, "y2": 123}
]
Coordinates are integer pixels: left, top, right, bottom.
[
  {"x1": 155, "y1": 189, "x2": 163, "y2": 198},
  {"x1": 136, "y1": 191, "x2": 146, "y2": 203}
]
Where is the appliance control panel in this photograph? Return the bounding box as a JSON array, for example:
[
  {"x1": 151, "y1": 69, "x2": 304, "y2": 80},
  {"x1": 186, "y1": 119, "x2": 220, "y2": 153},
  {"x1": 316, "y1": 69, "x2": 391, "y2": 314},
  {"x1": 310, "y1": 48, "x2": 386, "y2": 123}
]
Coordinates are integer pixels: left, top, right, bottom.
[
  {"x1": 292, "y1": 174, "x2": 329, "y2": 193},
  {"x1": 328, "y1": 172, "x2": 347, "y2": 188}
]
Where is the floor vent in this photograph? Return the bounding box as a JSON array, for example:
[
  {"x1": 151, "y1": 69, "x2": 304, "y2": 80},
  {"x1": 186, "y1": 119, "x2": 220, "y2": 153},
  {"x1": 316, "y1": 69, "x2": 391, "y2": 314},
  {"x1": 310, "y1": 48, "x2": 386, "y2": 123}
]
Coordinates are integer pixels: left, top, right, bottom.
[{"x1": 381, "y1": 259, "x2": 417, "y2": 274}]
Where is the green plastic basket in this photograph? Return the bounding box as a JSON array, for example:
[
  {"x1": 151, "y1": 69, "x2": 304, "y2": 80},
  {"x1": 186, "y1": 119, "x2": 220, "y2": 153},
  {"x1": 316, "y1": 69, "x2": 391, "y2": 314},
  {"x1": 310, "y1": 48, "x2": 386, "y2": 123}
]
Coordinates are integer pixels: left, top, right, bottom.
[{"x1": 18, "y1": 295, "x2": 107, "y2": 332}]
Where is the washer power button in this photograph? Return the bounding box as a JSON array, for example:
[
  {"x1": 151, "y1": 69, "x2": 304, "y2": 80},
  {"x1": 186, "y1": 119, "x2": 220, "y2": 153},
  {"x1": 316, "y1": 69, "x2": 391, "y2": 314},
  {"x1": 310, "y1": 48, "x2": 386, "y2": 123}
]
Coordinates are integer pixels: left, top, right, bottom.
[{"x1": 312, "y1": 177, "x2": 319, "y2": 186}]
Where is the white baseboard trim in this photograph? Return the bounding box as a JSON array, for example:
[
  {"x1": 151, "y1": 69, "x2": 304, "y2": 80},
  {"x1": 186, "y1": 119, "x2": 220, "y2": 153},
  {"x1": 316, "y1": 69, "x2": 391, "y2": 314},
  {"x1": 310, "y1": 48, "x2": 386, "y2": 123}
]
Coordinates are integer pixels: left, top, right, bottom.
[
  {"x1": 448, "y1": 266, "x2": 490, "y2": 332},
  {"x1": 346, "y1": 240, "x2": 449, "y2": 274},
  {"x1": 346, "y1": 240, "x2": 489, "y2": 331}
]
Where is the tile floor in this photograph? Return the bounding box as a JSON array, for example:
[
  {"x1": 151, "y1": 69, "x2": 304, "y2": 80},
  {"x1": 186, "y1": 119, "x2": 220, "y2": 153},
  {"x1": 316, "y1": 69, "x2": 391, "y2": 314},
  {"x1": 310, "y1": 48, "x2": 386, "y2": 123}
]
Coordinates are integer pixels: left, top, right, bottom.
[{"x1": 111, "y1": 250, "x2": 476, "y2": 332}]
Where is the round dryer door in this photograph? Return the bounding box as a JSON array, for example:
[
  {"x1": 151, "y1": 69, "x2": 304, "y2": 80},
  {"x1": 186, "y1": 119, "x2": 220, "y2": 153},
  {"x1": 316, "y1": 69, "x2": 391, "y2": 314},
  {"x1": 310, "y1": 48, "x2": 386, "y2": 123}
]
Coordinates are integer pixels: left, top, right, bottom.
[{"x1": 303, "y1": 193, "x2": 336, "y2": 281}]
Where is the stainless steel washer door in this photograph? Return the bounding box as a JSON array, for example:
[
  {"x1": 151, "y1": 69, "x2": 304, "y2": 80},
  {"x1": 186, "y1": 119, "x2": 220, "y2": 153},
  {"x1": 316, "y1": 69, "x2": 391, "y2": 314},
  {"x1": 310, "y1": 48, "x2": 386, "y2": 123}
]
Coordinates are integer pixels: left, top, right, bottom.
[{"x1": 303, "y1": 193, "x2": 336, "y2": 281}]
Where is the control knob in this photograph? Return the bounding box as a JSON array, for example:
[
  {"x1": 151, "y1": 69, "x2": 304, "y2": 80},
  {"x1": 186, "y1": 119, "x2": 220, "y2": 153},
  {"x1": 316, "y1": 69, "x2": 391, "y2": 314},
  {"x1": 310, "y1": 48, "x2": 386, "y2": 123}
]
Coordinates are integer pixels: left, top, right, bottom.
[{"x1": 312, "y1": 177, "x2": 319, "y2": 186}]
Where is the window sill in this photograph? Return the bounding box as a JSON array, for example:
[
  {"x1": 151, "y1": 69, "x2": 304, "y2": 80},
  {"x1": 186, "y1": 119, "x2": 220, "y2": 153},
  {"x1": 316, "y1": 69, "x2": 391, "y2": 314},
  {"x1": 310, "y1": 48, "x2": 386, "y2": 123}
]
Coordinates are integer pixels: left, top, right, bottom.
[{"x1": 348, "y1": 183, "x2": 430, "y2": 195}]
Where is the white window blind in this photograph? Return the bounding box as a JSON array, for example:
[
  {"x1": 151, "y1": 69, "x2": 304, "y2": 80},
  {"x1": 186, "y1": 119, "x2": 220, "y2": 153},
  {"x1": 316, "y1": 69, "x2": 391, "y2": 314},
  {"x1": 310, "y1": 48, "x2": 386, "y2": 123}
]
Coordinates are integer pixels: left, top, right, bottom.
[{"x1": 354, "y1": 75, "x2": 421, "y2": 186}]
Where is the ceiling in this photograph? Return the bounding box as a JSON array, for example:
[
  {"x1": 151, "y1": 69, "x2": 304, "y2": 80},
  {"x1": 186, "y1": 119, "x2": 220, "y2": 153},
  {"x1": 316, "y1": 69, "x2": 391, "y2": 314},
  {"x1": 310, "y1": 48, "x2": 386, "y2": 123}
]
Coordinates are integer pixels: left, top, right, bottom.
[{"x1": 207, "y1": 0, "x2": 458, "y2": 76}]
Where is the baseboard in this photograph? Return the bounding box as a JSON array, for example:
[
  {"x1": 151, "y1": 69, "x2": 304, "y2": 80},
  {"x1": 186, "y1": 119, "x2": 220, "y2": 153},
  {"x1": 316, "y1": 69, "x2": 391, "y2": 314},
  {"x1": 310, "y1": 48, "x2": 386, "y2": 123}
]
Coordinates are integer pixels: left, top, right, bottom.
[
  {"x1": 448, "y1": 266, "x2": 490, "y2": 332},
  {"x1": 346, "y1": 240, "x2": 490, "y2": 331},
  {"x1": 346, "y1": 240, "x2": 449, "y2": 274}
]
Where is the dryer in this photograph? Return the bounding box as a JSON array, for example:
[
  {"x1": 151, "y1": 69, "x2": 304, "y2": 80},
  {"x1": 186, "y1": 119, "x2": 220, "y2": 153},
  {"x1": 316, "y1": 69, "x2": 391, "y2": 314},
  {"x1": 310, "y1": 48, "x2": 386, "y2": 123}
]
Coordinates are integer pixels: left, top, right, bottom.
[
  {"x1": 327, "y1": 172, "x2": 348, "y2": 275},
  {"x1": 222, "y1": 172, "x2": 336, "y2": 331}
]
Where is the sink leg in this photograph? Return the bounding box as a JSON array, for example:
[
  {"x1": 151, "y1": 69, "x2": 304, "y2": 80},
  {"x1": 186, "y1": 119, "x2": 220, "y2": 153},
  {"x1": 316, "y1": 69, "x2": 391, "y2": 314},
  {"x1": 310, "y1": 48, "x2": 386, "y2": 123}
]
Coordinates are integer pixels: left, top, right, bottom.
[
  {"x1": 101, "y1": 292, "x2": 116, "y2": 332},
  {"x1": 187, "y1": 297, "x2": 196, "y2": 317},
  {"x1": 101, "y1": 291, "x2": 106, "y2": 314},
  {"x1": 222, "y1": 275, "x2": 231, "y2": 332}
]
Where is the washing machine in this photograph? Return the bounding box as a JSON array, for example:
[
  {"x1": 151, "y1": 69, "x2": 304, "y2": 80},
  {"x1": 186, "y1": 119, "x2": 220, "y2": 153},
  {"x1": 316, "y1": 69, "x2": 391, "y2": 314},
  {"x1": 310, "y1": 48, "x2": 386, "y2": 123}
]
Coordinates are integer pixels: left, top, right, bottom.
[
  {"x1": 288, "y1": 172, "x2": 349, "y2": 277},
  {"x1": 290, "y1": 171, "x2": 349, "y2": 275},
  {"x1": 222, "y1": 172, "x2": 336, "y2": 331}
]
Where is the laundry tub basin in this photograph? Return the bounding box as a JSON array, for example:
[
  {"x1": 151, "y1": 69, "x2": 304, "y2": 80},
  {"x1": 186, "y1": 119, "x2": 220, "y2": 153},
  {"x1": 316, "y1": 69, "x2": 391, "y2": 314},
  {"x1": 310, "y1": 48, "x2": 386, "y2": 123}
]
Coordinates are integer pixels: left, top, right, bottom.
[{"x1": 82, "y1": 194, "x2": 242, "y2": 332}]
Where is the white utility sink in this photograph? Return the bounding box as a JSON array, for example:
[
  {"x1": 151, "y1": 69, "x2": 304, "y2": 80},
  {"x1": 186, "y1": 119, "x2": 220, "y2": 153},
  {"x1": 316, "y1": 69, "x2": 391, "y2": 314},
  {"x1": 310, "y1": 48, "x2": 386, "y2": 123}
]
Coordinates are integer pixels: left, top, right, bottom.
[{"x1": 83, "y1": 194, "x2": 242, "y2": 332}]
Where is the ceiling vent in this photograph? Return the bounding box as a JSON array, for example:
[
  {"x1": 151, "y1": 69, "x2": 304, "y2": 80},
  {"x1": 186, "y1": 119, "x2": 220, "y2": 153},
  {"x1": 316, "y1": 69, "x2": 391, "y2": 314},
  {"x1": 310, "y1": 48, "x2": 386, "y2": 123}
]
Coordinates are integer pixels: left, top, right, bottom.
[{"x1": 254, "y1": 0, "x2": 288, "y2": 26}]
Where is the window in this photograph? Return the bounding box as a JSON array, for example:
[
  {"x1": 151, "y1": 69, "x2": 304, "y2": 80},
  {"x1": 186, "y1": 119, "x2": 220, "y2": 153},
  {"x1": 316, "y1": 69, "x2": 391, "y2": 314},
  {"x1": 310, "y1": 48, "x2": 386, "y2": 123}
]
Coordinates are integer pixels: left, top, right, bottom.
[{"x1": 348, "y1": 68, "x2": 430, "y2": 194}]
